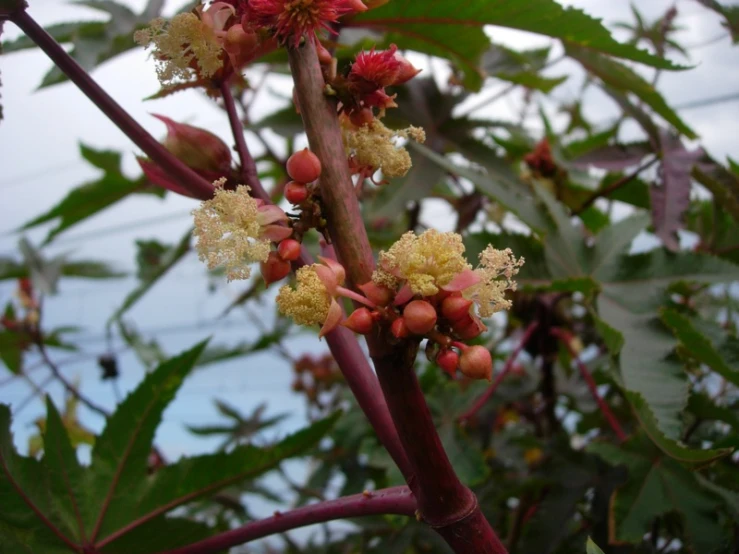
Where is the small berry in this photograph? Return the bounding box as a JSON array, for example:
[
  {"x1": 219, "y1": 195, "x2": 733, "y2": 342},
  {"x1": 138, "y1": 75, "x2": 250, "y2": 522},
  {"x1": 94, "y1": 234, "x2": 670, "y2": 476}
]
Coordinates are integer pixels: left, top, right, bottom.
[
  {"x1": 277, "y1": 239, "x2": 301, "y2": 261},
  {"x1": 437, "y1": 349, "x2": 459, "y2": 377},
  {"x1": 342, "y1": 308, "x2": 374, "y2": 334},
  {"x1": 285, "y1": 181, "x2": 309, "y2": 204},
  {"x1": 286, "y1": 148, "x2": 322, "y2": 183},
  {"x1": 403, "y1": 300, "x2": 437, "y2": 335},
  {"x1": 390, "y1": 317, "x2": 409, "y2": 339},
  {"x1": 458, "y1": 345, "x2": 493, "y2": 381},
  {"x1": 260, "y1": 251, "x2": 291, "y2": 286}
]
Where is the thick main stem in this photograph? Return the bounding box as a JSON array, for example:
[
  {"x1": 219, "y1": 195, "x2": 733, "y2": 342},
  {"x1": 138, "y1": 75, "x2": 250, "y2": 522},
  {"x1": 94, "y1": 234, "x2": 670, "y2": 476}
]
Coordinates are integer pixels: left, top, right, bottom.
[
  {"x1": 287, "y1": 39, "x2": 507, "y2": 553},
  {"x1": 11, "y1": 10, "x2": 215, "y2": 200},
  {"x1": 156, "y1": 487, "x2": 416, "y2": 554}
]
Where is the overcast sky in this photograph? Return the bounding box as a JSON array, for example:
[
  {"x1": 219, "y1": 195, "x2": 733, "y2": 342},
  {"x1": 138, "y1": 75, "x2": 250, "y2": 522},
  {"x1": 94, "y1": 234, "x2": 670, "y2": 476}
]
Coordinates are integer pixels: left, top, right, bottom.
[{"x1": 1, "y1": 0, "x2": 738, "y2": 532}]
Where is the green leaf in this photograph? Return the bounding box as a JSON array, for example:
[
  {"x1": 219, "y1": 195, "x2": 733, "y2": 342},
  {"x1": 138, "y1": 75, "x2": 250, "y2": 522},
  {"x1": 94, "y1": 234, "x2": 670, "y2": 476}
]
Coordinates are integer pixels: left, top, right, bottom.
[
  {"x1": 692, "y1": 152, "x2": 739, "y2": 221},
  {"x1": 86, "y1": 342, "x2": 208, "y2": 536},
  {"x1": 464, "y1": 231, "x2": 551, "y2": 283},
  {"x1": 588, "y1": 432, "x2": 729, "y2": 552},
  {"x1": 20, "y1": 144, "x2": 164, "y2": 244},
  {"x1": 352, "y1": 0, "x2": 684, "y2": 90},
  {"x1": 97, "y1": 413, "x2": 339, "y2": 547},
  {"x1": 586, "y1": 537, "x2": 605, "y2": 554},
  {"x1": 0, "y1": 331, "x2": 23, "y2": 374},
  {"x1": 566, "y1": 46, "x2": 696, "y2": 139},
  {"x1": 661, "y1": 309, "x2": 739, "y2": 386},
  {"x1": 597, "y1": 252, "x2": 739, "y2": 438},
  {"x1": 0, "y1": 257, "x2": 124, "y2": 282},
  {"x1": 482, "y1": 43, "x2": 567, "y2": 92},
  {"x1": 2, "y1": 21, "x2": 106, "y2": 53},
  {"x1": 696, "y1": 0, "x2": 739, "y2": 43},
  {"x1": 109, "y1": 229, "x2": 191, "y2": 322},
  {"x1": 410, "y1": 141, "x2": 549, "y2": 232}
]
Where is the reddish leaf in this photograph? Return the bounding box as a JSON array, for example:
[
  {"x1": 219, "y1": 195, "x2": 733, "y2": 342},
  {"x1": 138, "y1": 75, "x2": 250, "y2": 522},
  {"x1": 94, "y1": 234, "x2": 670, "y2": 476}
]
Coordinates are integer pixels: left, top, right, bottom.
[
  {"x1": 650, "y1": 131, "x2": 702, "y2": 251},
  {"x1": 570, "y1": 142, "x2": 652, "y2": 171}
]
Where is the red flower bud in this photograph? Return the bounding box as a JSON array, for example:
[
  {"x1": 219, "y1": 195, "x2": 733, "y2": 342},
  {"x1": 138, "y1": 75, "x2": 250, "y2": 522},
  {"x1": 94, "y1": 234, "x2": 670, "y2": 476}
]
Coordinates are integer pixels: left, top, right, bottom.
[
  {"x1": 260, "y1": 251, "x2": 291, "y2": 286},
  {"x1": 342, "y1": 307, "x2": 374, "y2": 334},
  {"x1": 391, "y1": 51, "x2": 422, "y2": 85},
  {"x1": 316, "y1": 40, "x2": 333, "y2": 65},
  {"x1": 349, "y1": 108, "x2": 374, "y2": 127},
  {"x1": 358, "y1": 281, "x2": 393, "y2": 306},
  {"x1": 277, "y1": 239, "x2": 301, "y2": 261},
  {"x1": 458, "y1": 345, "x2": 493, "y2": 381},
  {"x1": 223, "y1": 24, "x2": 259, "y2": 67},
  {"x1": 285, "y1": 181, "x2": 309, "y2": 204},
  {"x1": 441, "y1": 295, "x2": 473, "y2": 321},
  {"x1": 403, "y1": 300, "x2": 437, "y2": 335},
  {"x1": 390, "y1": 317, "x2": 409, "y2": 339},
  {"x1": 286, "y1": 149, "x2": 322, "y2": 183},
  {"x1": 344, "y1": 0, "x2": 368, "y2": 12},
  {"x1": 437, "y1": 349, "x2": 459, "y2": 377},
  {"x1": 153, "y1": 114, "x2": 231, "y2": 173}
]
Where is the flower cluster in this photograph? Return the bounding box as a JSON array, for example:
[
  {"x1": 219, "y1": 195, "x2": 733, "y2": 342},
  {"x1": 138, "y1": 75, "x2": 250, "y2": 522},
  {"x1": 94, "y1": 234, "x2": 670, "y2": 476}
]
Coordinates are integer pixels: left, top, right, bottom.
[
  {"x1": 246, "y1": 0, "x2": 366, "y2": 46},
  {"x1": 192, "y1": 179, "x2": 293, "y2": 281}
]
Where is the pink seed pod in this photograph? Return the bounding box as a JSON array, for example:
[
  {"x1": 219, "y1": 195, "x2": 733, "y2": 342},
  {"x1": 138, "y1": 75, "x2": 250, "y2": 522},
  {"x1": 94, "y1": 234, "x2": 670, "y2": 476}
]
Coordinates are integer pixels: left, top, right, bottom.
[
  {"x1": 441, "y1": 295, "x2": 473, "y2": 321},
  {"x1": 277, "y1": 239, "x2": 301, "y2": 262},
  {"x1": 403, "y1": 300, "x2": 437, "y2": 335},
  {"x1": 458, "y1": 345, "x2": 493, "y2": 381},
  {"x1": 260, "y1": 251, "x2": 291, "y2": 286},
  {"x1": 342, "y1": 308, "x2": 374, "y2": 334},
  {"x1": 286, "y1": 149, "x2": 322, "y2": 183},
  {"x1": 437, "y1": 349, "x2": 459, "y2": 377}
]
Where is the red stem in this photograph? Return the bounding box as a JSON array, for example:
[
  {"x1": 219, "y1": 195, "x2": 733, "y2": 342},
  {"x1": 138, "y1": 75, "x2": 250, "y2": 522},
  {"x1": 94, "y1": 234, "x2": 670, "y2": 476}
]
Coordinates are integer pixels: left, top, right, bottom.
[
  {"x1": 219, "y1": 79, "x2": 269, "y2": 201},
  {"x1": 458, "y1": 322, "x2": 539, "y2": 423},
  {"x1": 10, "y1": 10, "x2": 215, "y2": 201},
  {"x1": 155, "y1": 487, "x2": 416, "y2": 554},
  {"x1": 287, "y1": 39, "x2": 507, "y2": 553},
  {"x1": 550, "y1": 328, "x2": 628, "y2": 442}
]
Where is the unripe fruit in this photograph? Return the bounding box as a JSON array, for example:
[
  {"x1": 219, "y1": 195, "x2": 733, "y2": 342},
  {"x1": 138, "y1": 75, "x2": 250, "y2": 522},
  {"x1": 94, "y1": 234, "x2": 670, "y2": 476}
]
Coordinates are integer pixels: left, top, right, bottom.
[
  {"x1": 390, "y1": 318, "x2": 409, "y2": 339},
  {"x1": 342, "y1": 308, "x2": 374, "y2": 334},
  {"x1": 437, "y1": 349, "x2": 459, "y2": 377},
  {"x1": 260, "y1": 251, "x2": 291, "y2": 286},
  {"x1": 286, "y1": 149, "x2": 322, "y2": 183},
  {"x1": 441, "y1": 295, "x2": 473, "y2": 321},
  {"x1": 284, "y1": 181, "x2": 309, "y2": 204},
  {"x1": 403, "y1": 300, "x2": 437, "y2": 335},
  {"x1": 277, "y1": 239, "x2": 301, "y2": 261},
  {"x1": 452, "y1": 314, "x2": 486, "y2": 340},
  {"x1": 458, "y1": 345, "x2": 493, "y2": 381}
]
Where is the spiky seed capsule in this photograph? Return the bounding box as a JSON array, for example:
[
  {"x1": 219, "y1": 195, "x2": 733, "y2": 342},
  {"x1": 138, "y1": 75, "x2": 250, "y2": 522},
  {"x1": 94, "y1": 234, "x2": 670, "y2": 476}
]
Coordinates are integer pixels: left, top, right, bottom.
[
  {"x1": 403, "y1": 300, "x2": 437, "y2": 335},
  {"x1": 286, "y1": 149, "x2": 322, "y2": 183}
]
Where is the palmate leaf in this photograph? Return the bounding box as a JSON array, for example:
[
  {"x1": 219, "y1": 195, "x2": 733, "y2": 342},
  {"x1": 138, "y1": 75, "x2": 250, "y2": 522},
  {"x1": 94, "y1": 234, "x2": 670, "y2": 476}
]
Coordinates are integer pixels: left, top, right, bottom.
[
  {"x1": 350, "y1": 0, "x2": 684, "y2": 90},
  {"x1": 20, "y1": 144, "x2": 165, "y2": 245},
  {"x1": 0, "y1": 342, "x2": 338, "y2": 553},
  {"x1": 588, "y1": 432, "x2": 730, "y2": 553},
  {"x1": 586, "y1": 538, "x2": 606, "y2": 554}
]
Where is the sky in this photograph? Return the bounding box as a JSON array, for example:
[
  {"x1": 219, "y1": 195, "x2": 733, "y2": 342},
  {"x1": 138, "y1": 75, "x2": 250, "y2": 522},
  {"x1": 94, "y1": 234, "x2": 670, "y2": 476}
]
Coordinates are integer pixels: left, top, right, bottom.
[{"x1": 1, "y1": 0, "x2": 738, "y2": 541}]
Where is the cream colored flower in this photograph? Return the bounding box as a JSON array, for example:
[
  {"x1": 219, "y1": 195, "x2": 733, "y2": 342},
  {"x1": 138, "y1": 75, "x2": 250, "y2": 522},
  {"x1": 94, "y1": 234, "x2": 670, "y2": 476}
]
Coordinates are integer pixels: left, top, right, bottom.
[
  {"x1": 372, "y1": 229, "x2": 470, "y2": 297},
  {"x1": 466, "y1": 247, "x2": 525, "y2": 317},
  {"x1": 192, "y1": 180, "x2": 290, "y2": 281}
]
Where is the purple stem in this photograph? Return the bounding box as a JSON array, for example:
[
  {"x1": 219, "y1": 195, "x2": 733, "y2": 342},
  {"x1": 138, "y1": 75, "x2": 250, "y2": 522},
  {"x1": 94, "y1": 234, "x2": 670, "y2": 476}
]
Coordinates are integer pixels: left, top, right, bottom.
[
  {"x1": 10, "y1": 10, "x2": 215, "y2": 200},
  {"x1": 155, "y1": 487, "x2": 416, "y2": 554}
]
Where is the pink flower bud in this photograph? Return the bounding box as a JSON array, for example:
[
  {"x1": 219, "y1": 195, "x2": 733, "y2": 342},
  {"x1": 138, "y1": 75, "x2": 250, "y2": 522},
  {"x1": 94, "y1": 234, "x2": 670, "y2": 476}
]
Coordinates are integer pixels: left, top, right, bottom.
[
  {"x1": 260, "y1": 251, "x2": 291, "y2": 286},
  {"x1": 344, "y1": 0, "x2": 368, "y2": 12},
  {"x1": 441, "y1": 295, "x2": 473, "y2": 321},
  {"x1": 390, "y1": 318, "x2": 409, "y2": 339},
  {"x1": 349, "y1": 107, "x2": 375, "y2": 127},
  {"x1": 223, "y1": 24, "x2": 259, "y2": 67},
  {"x1": 285, "y1": 181, "x2": 309, "y2": 204},
  {"x1": 358, "y1": 281, "x2": 393, "y2": 306},
  {"x1": 452, "y1": 314, "x2": 487, "y2": 340},
  {"x1": 403, "y1": 300, "x2": 437, "y2": 335},
  {"x1": 458, "y1": 345, "x2": 493, "y2": 381},
  {"x1": 277, "y1": 239, "x2": 301, "y2": 261},
  {"x1": 153, "y1": 114, "x2": 231, "y2": 173},
  {"x1": 437, "y1": 349, "x2": 459, "y2": 377},
  {"x1": 315, "y1": 40, "x2": 333, "y2": 65},
  {"x1": 391, "y1": 51, "x2": 421, "y2": 85},
  {"x1": 342, "y1": 307, "x2": 374, "y2": 334},
  {"x1": 286, "y1": 149, "x2": 322, "y2": 183}
]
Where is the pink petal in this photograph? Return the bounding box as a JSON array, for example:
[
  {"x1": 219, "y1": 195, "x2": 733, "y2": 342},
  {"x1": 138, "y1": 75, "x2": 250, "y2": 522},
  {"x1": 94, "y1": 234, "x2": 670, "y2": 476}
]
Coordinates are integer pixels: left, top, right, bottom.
[
  {"x1": 257, "y1": 204, "x2": 288, "y2": 226},
  {"x1": 314, "y1": 264, "x2": 339, "y2": 296},
  {"x1": 441, "y1": 269, "x2": 481, "y2": 292},
  {"x1": 319, "y1": 299, "x2": 344, "y2": 338},
  {"x1": 318, "y1": 256, "x2": 346, "y2": 285},
  {"x1": 393, "y1": 283, "x2": 414, "y2": 306},
  {"x1": 261, "y1": 225, "x2": 293, "y2": 242}
]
